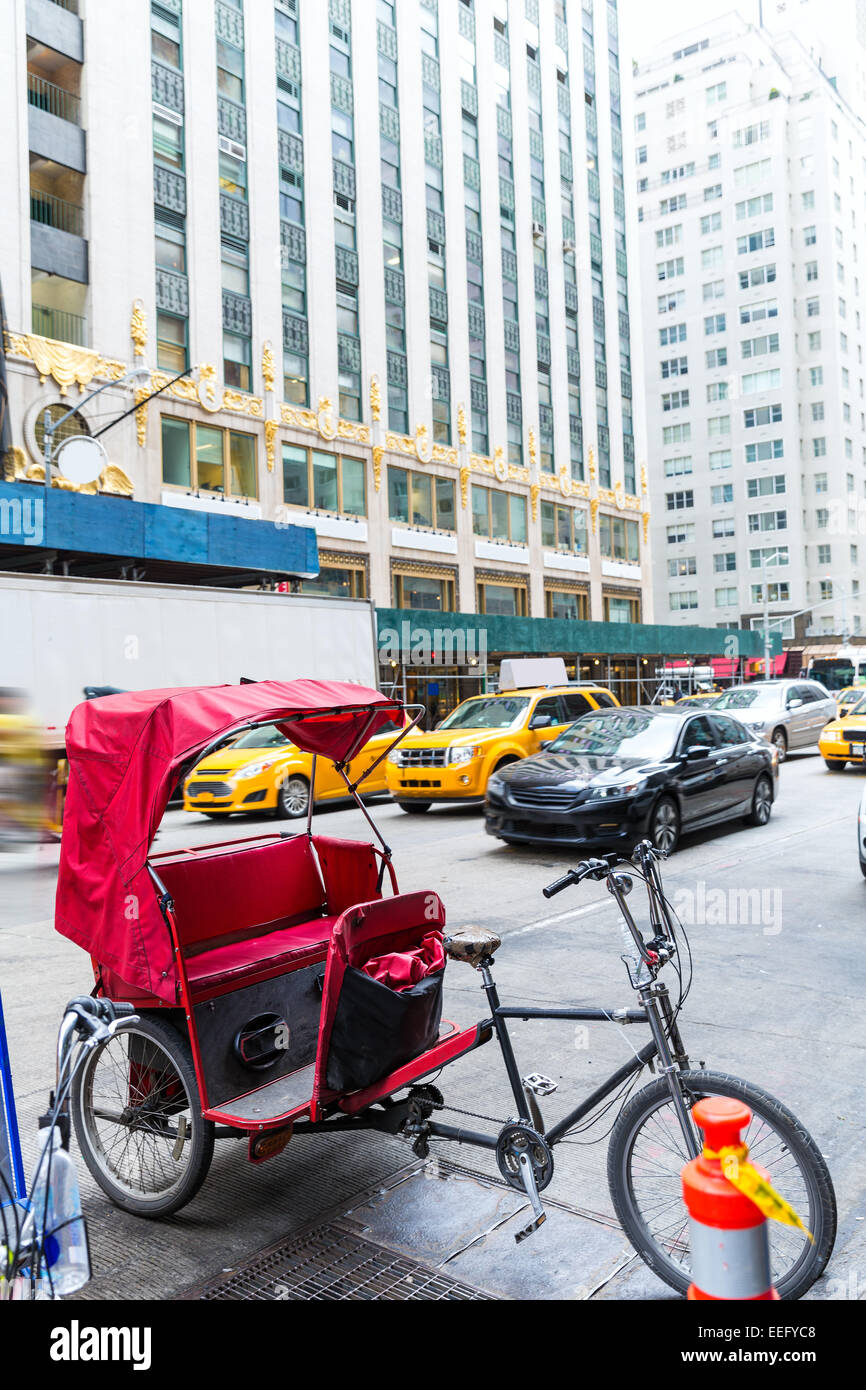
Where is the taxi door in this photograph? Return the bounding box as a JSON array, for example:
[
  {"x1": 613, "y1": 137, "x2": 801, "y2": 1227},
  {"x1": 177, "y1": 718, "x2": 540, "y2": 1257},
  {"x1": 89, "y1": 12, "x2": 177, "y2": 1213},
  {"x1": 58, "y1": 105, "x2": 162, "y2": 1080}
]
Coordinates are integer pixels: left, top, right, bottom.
[{"x1": 525, "y1": 695, "x2": 570, "y2": 754}]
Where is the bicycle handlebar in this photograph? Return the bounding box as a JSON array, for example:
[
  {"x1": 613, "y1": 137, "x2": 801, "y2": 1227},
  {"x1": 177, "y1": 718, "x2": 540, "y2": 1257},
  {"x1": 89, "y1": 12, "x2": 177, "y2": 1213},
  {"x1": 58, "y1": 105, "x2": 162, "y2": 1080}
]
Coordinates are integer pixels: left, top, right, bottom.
[
  {"x1": 64, "y1": 997, "x2": 137, "y2": 1035},
  {"x1": 542, "y1": 858, "x2": 612, "y2": 897},
  {"x1": 542, "y1": 840, "x2": 667, "y2": 900}
]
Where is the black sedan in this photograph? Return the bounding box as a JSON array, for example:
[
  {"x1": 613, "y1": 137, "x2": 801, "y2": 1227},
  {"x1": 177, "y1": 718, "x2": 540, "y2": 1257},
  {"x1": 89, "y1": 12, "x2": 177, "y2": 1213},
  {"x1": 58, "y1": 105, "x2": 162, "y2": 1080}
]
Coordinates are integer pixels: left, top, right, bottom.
[{"x1": 484, "y1": 706, "x2": 778, "y2": 854}]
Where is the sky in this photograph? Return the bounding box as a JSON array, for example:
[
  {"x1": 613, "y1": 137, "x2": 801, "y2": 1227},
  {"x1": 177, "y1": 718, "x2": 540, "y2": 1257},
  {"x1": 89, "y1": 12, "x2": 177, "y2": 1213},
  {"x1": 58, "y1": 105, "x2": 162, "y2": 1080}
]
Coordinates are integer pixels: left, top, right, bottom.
[{"x1": 618, "y1": 0, "x2": 762, "y2": 64}]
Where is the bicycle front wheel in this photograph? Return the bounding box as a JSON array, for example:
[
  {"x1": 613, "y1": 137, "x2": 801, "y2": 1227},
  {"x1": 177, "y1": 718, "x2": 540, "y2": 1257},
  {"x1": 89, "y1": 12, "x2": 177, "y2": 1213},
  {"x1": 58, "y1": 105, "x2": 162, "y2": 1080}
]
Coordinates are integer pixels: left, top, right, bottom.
[{"x1": 607, "y1": 1070, "x2": 836, "y2": 1301}]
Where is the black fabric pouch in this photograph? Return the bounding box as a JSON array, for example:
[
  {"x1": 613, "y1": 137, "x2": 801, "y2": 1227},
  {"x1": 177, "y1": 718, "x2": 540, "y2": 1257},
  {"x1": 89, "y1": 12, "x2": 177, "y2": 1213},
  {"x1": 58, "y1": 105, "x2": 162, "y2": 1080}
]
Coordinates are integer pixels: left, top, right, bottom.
[{"x1": 325, "y1": 966, "x2": 444, "y2": 1092}]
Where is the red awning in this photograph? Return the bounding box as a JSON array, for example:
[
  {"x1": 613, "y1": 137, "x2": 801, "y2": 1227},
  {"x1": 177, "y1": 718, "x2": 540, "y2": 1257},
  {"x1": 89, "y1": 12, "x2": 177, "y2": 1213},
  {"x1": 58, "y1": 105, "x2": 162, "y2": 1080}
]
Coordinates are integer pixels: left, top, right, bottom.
[
  {"x1": 710, "y1": 658, "x2": 739, "y2": 677},
  {"x1": 55, "y1": 680, "x2": 402, "y2": 1001}
]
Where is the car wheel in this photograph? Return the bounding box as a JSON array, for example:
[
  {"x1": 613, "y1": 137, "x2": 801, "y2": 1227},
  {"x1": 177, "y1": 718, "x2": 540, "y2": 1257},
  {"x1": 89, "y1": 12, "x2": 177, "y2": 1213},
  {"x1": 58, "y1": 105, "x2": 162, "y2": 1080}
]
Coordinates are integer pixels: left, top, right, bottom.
[
  {"x1": 649, "y1": 796, "x2": 679, "y2": 855},
  {"x1": 397, "y1": 801, "x2": 431, "y2": 814},
  {"x1": 274, "y1": 774, "x2": 310, "y2": 819},
  {"x1": 202, "y1": 812, "x2": 228, "y2": 820},
  {"x1": 860, "y1": 859, "x2": 866, "y2": 880},
  {"x1": 824, "y1": 759, "x2": 847, "y2": 772},
  {"x1": 771, "y1": 727, "x2": 787, "y2": 761},
  {"x1": 744, "y1": 773, "x2": 773, "y2": 827}
]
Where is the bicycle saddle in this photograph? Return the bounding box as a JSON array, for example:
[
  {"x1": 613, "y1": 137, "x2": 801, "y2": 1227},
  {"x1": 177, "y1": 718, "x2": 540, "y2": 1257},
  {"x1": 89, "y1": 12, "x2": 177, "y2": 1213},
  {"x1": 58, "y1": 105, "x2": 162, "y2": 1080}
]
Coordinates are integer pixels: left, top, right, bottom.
[{"x1": 444, "y1": 927, "x2": 501, "y2": 968}]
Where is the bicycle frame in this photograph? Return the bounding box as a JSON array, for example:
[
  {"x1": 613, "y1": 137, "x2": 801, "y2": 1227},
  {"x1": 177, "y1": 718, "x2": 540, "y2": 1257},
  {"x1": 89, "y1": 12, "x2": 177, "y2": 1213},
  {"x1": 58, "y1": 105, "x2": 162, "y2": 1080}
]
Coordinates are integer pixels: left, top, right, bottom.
[
  {"x1": 294, "y1": 844, "x2": 701, "y2": 1166},
  {"x1": 422, "y1": 968, "x2": 698, "y2": 1157}
]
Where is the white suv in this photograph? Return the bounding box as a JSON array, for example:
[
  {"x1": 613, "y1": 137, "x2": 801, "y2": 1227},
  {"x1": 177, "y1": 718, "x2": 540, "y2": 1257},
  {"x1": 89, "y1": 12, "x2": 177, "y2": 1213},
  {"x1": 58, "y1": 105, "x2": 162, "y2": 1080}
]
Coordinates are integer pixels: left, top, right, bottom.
[{"x1": 711, "y1": 680, "x2": 836, "y2": 761}]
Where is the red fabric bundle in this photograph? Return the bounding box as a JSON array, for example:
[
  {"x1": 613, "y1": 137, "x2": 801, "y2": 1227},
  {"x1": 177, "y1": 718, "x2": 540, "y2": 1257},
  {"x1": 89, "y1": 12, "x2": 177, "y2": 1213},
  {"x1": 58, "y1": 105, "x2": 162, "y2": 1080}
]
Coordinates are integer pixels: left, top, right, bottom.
[{"x1": 361, "y1": 930, "x2": 445, "y2": 991}]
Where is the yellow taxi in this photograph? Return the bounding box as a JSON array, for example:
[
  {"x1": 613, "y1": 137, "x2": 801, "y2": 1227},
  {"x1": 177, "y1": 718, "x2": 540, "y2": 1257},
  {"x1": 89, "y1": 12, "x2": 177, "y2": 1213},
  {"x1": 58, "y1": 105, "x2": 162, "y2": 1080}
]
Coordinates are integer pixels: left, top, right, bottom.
[
  {"x1": 673, "y1": 692, "x2": 720, "y2": 708},
  {"x1": 835, "y1": 686, "x2": 865, "y2": 719},
  {"x1": 819, "y1": 691, "x2": 866, "y2": 771},
  {"x1": 183, "y1": 719, "x2": 400, "y2": 819},
  {"x1": 385, "y1": 682, "x2": 618, "y2": 813}
]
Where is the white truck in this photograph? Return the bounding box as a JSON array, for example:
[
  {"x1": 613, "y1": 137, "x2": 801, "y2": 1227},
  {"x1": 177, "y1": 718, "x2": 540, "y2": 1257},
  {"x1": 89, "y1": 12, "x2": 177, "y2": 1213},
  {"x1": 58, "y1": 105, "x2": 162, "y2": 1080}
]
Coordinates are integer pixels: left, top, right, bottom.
[{"x1": 0, "y1": 572, "x2": 379, "y2": 743}]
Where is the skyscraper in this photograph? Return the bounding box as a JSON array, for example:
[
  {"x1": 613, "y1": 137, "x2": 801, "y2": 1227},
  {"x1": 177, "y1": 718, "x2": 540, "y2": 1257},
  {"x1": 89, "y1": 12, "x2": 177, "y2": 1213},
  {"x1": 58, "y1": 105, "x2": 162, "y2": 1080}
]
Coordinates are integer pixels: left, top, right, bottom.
[{"x1": 635, "y1": 11, "x2": 866, "y2": 641}]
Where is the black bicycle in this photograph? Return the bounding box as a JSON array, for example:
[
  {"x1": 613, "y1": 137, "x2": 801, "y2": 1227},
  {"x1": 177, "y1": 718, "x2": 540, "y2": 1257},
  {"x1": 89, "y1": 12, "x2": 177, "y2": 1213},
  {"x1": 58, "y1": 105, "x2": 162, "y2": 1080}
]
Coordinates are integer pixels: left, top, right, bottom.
[{"x1": 411, "y1": 839, "x2": 836, "y2": 1301}]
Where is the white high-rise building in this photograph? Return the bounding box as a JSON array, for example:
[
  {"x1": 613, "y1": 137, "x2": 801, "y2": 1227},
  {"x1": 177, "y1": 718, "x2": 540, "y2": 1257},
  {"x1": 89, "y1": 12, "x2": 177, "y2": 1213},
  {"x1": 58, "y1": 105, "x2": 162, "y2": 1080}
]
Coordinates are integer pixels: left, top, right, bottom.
[{"x1": 634, "y1": 11, "x2": 866, "y2": 641}]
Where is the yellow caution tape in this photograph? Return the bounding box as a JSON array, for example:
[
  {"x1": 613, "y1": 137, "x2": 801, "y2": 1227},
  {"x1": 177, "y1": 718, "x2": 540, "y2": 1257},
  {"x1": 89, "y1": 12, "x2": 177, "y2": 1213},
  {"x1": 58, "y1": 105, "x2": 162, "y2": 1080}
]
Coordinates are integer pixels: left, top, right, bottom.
[{"x1": 704, "y1": 1143, "x2": 814, "y2": 1243}]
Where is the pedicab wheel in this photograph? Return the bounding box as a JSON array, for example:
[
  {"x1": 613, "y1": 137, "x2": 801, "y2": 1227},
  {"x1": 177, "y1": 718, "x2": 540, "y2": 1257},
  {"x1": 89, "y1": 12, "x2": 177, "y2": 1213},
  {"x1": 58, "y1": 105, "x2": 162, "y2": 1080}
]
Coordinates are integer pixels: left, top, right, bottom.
[
  {"x1": 275, "y1": 774, "x2": 310, "y2": 819},
  {"x1": 71, "y1": 1013, "x2": 215, "y2": 1218},
  {"x1": 606, "y1": 1071, "x2": 836, "y2": 1301}
]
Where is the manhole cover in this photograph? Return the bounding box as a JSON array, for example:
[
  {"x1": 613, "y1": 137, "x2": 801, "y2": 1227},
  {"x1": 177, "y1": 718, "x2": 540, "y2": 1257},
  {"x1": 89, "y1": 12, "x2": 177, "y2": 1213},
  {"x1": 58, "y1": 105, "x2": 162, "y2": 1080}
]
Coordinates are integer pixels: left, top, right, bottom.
[{"x1": 186, "y1": 1220, "x2": 497, "y2": 1301}]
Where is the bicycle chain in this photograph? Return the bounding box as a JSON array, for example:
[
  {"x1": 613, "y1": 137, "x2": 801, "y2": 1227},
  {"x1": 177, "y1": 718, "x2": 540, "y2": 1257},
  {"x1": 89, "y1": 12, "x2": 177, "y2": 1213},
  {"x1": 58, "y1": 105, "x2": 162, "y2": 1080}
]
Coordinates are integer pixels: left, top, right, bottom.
[{"x1": 438, "y1": 1103, "x2": 509, "y2": 1126}]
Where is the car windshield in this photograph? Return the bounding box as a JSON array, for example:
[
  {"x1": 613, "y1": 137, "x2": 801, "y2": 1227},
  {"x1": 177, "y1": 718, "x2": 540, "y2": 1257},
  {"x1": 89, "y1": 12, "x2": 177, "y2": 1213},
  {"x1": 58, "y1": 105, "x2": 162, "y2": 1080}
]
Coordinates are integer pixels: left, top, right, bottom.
[
  {"x1": 849, "y1": 693, "x2": 866, "y2": 717},
  {"x1": 438, "y1": 696, "x2": 530, "y2": 730},
  {"x1": 231, "y1": 723, "x2": 292, "y2": 749},
  {"x1": 713, "y1": 687, "x2": 780, "y2": 711},
  {"x1": 548, "y1": 711, "x2": 677, "y2": 760}
]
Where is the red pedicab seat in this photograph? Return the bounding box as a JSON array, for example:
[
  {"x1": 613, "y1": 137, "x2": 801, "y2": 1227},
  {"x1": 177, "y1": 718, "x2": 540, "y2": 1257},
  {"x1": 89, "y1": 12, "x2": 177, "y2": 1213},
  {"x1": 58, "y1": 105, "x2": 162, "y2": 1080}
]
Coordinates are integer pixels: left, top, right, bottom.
[{"x1": 147, "y1": 833, "x2": 395, "y2": 1001}]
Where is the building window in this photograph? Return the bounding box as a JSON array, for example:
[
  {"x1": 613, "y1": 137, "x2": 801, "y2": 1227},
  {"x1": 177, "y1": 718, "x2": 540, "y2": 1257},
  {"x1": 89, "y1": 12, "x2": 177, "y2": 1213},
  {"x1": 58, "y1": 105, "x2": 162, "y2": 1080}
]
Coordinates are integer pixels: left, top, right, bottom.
[
  {"x1": 156, "y1": 313, "x2": 187, "y2": 372},
  {"x1": 545, "y1": 585, "x2": 589, "y2": 620},
  {"x1": 300, "y1": 555, "x2": 367, "y2": 599},
  {"x1": 669, "y1": 591, "x2": 698, "y2": 611},
  {"x1": 476, "y1": 577, "x2": 528, "y2": 616},
  {"x1": 471, "y1": 486, "x2": 527, "y2": 543},
  {"x1": 282, "y1": 445, "x2": 366, "y2": 515},
  {"x1": 605, "y1": 594, "x2": 640, "y2": 623},
  {"x1": 388, "y1": 466, "x2": 455, "y2": 530},
  {"x1": 161, "y1": 417, "x2": 257, "y2": 498},
  {"x1": 541, "y1": 500, "x2": 587, "y2": 554},
  {"x1": 392, "y1": 567, "x2": 456, "y2": 612},
  {"x1": 599, "y1": 514, "x2": 640, "y2": 562}
]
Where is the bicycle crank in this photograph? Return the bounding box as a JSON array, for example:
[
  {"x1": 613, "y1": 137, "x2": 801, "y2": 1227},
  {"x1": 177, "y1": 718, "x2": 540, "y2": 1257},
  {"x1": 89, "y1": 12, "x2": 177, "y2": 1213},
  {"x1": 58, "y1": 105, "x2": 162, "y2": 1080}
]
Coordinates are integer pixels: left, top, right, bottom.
[{"x1": 495, "y1": 1122, "x2": 554, "y2": 1242}]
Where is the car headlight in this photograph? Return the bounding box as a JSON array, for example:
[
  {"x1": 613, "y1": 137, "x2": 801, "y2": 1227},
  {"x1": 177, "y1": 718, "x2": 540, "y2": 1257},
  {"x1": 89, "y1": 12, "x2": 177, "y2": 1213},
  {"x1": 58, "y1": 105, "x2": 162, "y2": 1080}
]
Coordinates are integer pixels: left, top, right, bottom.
[
  {"x1": 448, "y1": 745, "x2": 479, "y2": 766},
  {"x1": 593, "y1": 781, "x2": 643, "y2": 799},
  {"x1": 387, "y1": 750, "x2": 404, "y2": 766},
  {"x1": 747, "y1": 720, "x2": 766, "y2": 732},
  {"x1": 823, "y1": 729, "x2": 842, "y2": 742},
  {"x1": 235, "y1": 760, "x2": 277, "y2": 780}
]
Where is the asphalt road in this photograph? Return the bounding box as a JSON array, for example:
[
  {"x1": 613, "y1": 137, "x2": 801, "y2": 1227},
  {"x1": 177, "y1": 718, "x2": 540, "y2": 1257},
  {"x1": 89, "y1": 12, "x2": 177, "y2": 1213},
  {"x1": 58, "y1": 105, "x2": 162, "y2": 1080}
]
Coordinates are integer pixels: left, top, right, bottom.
[{"x1": 1, "y1": 750, "x2": 864, "y2": 1299}]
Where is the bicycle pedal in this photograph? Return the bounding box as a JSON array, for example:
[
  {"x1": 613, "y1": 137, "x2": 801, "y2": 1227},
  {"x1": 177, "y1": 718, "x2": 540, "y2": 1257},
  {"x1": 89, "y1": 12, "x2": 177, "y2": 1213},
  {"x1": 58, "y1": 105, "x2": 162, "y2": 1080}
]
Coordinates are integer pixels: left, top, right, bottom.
[
  {"x1": 522, "y1": 1073, "x2": 557, "y2": 1097},
  {"x1": 515, "y1": 1211, "x2": 546, "y2": 1243}
]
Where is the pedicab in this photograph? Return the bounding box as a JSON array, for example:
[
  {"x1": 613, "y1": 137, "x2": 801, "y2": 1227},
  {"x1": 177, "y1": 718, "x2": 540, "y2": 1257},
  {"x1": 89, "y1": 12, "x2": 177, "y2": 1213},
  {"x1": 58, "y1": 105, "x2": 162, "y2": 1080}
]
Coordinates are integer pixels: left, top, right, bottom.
[{"x1": 54, "y1": 680, "x2": 836, "y2": 1296}]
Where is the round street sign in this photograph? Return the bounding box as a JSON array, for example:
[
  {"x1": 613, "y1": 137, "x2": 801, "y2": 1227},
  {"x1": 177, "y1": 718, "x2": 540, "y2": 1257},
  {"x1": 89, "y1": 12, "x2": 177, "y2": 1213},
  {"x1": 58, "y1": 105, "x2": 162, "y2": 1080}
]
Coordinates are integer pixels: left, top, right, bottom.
[{"x1": 55, "y1": 435, "x2": 108, "y2": 486}]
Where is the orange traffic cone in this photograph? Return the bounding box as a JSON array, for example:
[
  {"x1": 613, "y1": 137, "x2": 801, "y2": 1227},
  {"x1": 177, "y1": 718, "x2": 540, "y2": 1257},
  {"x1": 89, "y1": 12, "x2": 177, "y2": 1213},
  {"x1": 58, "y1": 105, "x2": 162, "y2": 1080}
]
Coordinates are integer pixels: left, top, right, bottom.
[{"x1": 681, "y1": 1097, "x2": 779, "y2": 1300}]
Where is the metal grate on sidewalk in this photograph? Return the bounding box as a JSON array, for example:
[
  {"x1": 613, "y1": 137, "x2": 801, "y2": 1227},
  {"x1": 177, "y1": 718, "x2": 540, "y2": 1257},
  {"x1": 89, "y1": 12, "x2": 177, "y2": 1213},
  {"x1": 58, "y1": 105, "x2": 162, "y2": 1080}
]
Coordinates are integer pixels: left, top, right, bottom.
[{"x1": 188, "y1": 1220, "x2": 497, "y2": 1301}]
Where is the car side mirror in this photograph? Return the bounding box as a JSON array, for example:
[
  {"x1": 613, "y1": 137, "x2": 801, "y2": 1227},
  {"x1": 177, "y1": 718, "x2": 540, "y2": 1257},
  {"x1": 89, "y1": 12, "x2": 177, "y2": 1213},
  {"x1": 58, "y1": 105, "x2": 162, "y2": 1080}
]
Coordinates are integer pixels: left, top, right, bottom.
[
  {"x1": 685, "y1": 745, "x2": 709, "y2": 760},
  {"x1": 529, "y1": 715, "x2": 553, "y2": 729},
  {"x1": 787, "y1": 697, "x2": 803, "y2": 710},
  {"x1": 539, "y1": 739, "x2": 553, "y2": 750}
]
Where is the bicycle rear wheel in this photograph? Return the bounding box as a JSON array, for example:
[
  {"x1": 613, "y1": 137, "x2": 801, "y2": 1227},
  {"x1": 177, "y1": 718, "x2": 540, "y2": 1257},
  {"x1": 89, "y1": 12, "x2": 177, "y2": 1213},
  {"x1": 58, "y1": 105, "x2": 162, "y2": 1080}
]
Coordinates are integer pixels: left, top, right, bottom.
[
  {"x1": 607, "y1": 1070, "x2": 836, "y2": 1301},
  {"x1": 71, "y1": 1013, "x2": 214, "y2": 1218}
]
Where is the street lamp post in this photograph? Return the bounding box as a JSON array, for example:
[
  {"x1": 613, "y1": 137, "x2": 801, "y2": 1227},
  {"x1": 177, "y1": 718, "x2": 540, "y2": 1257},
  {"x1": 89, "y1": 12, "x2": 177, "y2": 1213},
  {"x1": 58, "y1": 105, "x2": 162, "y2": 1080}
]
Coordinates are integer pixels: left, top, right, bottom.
[
  {"x1": 41, "y1": 366, "x2": 150, "y2": 491},
  {"x1": 760, "y1": 547, "x2": 788, "y2": 680}
]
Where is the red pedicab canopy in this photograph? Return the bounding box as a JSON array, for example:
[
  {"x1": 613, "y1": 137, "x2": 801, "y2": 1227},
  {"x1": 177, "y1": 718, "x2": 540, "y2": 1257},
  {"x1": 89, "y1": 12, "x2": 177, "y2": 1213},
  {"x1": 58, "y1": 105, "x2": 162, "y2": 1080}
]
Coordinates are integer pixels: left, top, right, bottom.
[{"x1": 55, "y1": 680, "x2": 403, "y2": 1003}]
